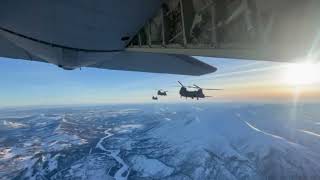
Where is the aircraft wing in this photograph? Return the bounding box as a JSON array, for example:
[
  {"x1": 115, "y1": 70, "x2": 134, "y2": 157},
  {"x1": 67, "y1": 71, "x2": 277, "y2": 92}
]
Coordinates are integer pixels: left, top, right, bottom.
[
  {"x1": 87, "y1": 52, "x2": 217, "y2": 75},
  {"x1": 0, "y1": 28, "x2": 216, "y2": 75}
]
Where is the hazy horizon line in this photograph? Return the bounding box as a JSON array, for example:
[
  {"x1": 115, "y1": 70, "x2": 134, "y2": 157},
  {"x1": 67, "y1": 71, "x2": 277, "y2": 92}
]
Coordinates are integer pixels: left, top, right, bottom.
[{"x1": 1, "y1": 100, "x2": 319, "y2": 111}]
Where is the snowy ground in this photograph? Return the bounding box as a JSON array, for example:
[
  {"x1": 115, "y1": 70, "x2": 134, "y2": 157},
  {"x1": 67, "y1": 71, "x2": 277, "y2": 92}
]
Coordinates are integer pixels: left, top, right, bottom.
[{"x1": 1, "y1": 103, "x2": 320, "y2": 180}]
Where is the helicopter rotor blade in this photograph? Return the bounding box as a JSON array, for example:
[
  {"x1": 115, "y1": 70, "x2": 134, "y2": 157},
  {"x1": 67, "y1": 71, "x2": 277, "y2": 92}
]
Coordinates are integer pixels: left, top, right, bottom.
[
  {"x1": 178, "y1": 81, "x2": 184, "y2": 87},
  {"x1": 203, "y1": 88, "x2": 224, "y2": 90},
  {"x1": 193, "y1": 84, "x2": 201, "y2": 89}
]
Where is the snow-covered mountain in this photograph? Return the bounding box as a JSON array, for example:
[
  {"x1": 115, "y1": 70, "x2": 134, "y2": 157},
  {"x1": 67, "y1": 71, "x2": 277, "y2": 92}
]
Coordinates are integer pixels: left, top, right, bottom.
[
  {"x1": 148, "y1": 106, "x2": 320, "y2": 179},
  {"x1": 0, "y1": 104, "x2": 320, "y2": 180}
]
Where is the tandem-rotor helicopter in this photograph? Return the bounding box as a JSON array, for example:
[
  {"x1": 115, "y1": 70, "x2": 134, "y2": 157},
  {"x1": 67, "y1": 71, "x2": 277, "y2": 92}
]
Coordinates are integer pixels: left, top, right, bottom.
[
  {"x1": 151, "y1": 82, "x2": 223, "y2": 101},
  {"x1": 157, "y1": 90, "x2": 168, "y2": 96},
  {"x1": 178, "y1": 81, "x2": 223, "y2": 100},
  {"x1": 151, "y1": 90, "x2": 167, "y2": 100}
]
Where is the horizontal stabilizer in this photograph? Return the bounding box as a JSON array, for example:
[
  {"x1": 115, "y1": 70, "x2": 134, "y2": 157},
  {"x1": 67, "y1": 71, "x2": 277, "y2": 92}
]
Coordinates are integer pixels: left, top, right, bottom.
[
  {"x1": 0, "y1": 28, "x2": 216, "y2": 75},
  {"x1": 0, "y1": 34, "x2": 44, "y2": 62},
  {"x1": 87, "y1": 52, "x2": 217, "y2": 76}
]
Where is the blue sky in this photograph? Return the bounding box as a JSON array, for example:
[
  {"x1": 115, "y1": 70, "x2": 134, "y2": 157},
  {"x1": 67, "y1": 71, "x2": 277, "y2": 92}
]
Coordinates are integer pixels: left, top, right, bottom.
[{"x1": 0, "y1": 57, "x2": 319, "y2": 107}]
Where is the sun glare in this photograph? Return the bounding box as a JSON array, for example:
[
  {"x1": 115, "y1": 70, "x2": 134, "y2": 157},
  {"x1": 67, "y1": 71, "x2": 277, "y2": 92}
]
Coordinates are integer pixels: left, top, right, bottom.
[{"x1": 284, "y1": 63, "x2": 320, "y2": 86}]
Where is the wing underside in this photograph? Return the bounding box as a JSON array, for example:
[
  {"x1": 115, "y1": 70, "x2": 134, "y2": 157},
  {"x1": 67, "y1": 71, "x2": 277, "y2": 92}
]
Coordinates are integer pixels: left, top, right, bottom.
[
  {"x1": 0, "y1": 0, "x2": 319, "y2": 76},
  {"x1": 0, "y1": 33, "x2": 44, "y2": 62},
  {"x1": 87, "y1": 52, "x2": 217, "y2": 75},
  {"x1": 0, "y1": 28, "x2": 216, "y2": 75}
]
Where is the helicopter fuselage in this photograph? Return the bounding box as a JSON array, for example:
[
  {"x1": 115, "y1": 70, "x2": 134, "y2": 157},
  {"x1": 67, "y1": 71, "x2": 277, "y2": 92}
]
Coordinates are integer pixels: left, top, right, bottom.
[
  {"x1": 179, "y1": 87, "x2": 205, "y2": 100},
  {"x1": 157, "y1": 90, "x2": 167, "y2": 96}
]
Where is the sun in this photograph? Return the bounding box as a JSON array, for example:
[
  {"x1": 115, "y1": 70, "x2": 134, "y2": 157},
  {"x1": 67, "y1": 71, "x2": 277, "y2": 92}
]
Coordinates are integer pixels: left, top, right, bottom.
[{"x1": 283, "y1": 63, "x2": 320, "y2": 86}]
